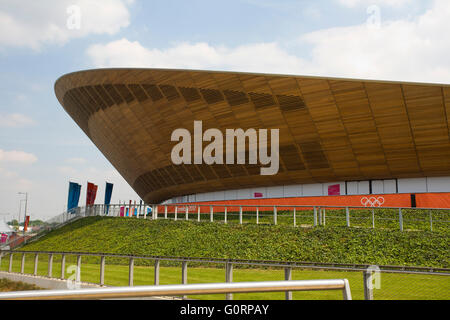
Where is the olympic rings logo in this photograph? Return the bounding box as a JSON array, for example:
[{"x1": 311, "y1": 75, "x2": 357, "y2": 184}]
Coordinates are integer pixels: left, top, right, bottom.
[{"x1": 361, "y1": 196, "x2": 385, "y2": 207}]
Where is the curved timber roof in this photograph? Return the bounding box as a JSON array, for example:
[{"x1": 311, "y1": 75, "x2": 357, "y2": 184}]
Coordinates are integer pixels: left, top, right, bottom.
[{"x1": 55, "y1": 68, "x2": 450, "y2": 203}]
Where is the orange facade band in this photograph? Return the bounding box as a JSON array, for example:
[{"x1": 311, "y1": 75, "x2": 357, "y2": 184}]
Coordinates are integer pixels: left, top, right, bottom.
[{"x1": 158, "y1": 193, "x2": 450, "y2": 213}]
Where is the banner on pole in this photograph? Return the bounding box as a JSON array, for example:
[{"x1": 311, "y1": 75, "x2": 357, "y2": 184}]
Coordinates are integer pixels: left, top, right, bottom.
[
  {"x1": 86, "y1": 182, "x2": 98, "y2": 206},
  {"x1": 67, "y1": 182, "x2": 82, "y2": 212},
  {"x1": 104, "y1": 182, "x2": 114, "y2": 214},
  {"x1": 24, "y1": 215, "x2": 30, "y2": 232}
]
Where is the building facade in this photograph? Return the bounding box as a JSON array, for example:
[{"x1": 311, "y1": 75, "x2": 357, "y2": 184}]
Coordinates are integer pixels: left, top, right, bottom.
[{"x1": 55, "y1": 68, "x2": 450, "y2": 208}]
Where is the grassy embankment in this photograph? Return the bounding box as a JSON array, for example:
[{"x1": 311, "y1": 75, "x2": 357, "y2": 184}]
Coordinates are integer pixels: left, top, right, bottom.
[{"x1": 1, "y1": 216, "x2": 447, "y2": 300}]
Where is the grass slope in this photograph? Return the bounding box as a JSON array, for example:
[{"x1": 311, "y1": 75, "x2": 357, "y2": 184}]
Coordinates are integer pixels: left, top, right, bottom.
[{"x1": 19, "y1": 217, "x2": 449, "y2": 268}]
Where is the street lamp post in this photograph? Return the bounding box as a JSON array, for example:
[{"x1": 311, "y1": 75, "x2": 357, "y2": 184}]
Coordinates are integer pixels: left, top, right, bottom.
[{"x1": 18, "y1": 192, "x2": 28, "y2": 236}]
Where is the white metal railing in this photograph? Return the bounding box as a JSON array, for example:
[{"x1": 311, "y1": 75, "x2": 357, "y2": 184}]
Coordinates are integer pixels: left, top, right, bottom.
[
  {"x1": 77, "y1": 203, "x2": 449, "y2": 232},
  {"x1": 1, "y1": 249, "x2": 448, "y2": 300},
  {"x1": 0, "y1": 279, "x2": 352, "y2": 300}
]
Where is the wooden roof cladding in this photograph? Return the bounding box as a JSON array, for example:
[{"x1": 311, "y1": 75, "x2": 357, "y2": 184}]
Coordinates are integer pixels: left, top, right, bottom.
[{"x1": 55, "y1": 69, "x2": 450, "y2": 203}]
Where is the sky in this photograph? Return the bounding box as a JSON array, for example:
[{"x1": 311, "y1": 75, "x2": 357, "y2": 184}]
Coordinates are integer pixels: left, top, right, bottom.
[{"x1": 0, "y1": 0, "x2": 449, "y2": 222}]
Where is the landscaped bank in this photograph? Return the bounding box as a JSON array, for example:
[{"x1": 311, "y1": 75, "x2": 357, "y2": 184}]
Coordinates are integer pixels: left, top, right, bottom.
[{"x1": 19, "y1": 216, "x2": 449, "y2": 268}]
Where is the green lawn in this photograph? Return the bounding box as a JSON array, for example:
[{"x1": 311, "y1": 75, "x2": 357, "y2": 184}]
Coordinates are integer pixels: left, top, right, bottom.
[{"x1": 1, "y1": 253, "x2": 448, "y2": 300}]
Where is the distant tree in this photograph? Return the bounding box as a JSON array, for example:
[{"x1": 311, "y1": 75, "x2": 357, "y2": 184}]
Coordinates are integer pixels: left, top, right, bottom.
[{"x1": 8, "y1": 219, "x2": 18, "y2": 226}]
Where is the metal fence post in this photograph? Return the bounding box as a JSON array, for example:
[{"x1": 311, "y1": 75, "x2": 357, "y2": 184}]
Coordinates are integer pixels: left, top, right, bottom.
[
  {"x1": 182, "y1": 261, "x2": 188, "y2": 300},
  {"x1": 225, "y1": 262, "x2": 233, "y2": 300},
  {"x1": 48, "y1": 253, "x2": 53, "y2": 277},
  {"x1": 256, "y1": 207, "x2": 259, "y2": 225},
  {"x1": 154, "y1": 205, "x2": 158, "y2": 220},
  {"x1": 313, "y1": 206, "x2": 317, "y2": 226},
  {"x1": 21, "y1": 253, "x2": 25, "y2": 274},
  {"x1": 363, "y1": 271, "x2": 374, "y2": 300},
  {"x1": 399, "y1": 208, "x2": 403, "y2": 232},
  {"x1": 154, "y1": 259, "x2": 160, "y2": 285},
  {"x1": 346, "y1": 207, "x2": 350, "y2": 227},
  {"x1": 343, "y1": 279, "x2": 352, "y2": 300},
  {"x1": 318, "y1": 207, "x2": 322, "y2": 226},
  {"x1": 210, "y1": 206, "x2": 213, "y2": 222},
  {"x1": 273, "y1": 206, "x2": 277, "y2": 225},
  {"x1": 76, "y1": 255, "x2": 81, "y2": 283},
  {"x1": 175, "y1": 206, "x2": 178, "y2": 221},
  {"x1": 61, "y1": 254, "x2": 66, "y2": 279},
  {"x1": 429, "y1": 211, "x2": 433, "y2": 232},
  {"x1": 129, "y1": 257, "x2": 134, "y2": 287},
  {"x1": 197, "y1": 206, "x2": 201, "y2": 222},
  {"x1": 186, "y1": 206, "x2": 189, "y2": 221},
  {"x1": 239, "y1": 206, "x2": 243, "y2": 225},
  {"x1": 165, "y1": 205, "x2": 168, "y2": 219},
  {"x1": 224, "y1": 206, "x2": 228, "y2": 224},
  {"x1": 8, "y1": 253, "x2": 13, "y2": 273},
  {"x1": 34, "y1": 254, "x2": 38, "y2": 276},
  {"x1": 293, "y1": 208, "x2": 296, "y2": 227},
  {"x1": 323, "y1": 209, "x2": 326, "y2": 226},
  {"x1": 285, "y1": 267, "x2": 292, "y2": 300},
  {"x1": 100, "y1": 256, "x2": 105, "y2": 286}
]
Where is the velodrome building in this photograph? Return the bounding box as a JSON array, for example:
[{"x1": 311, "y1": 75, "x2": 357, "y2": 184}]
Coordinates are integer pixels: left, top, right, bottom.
[{"x1": 55, "y1": 69, "x2": 450, "y2": 208}]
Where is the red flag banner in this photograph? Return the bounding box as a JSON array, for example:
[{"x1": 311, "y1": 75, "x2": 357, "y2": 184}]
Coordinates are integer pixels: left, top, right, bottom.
[
  {"x1": 86, "y1": 182, "x2": 98, "y2": 206},
  {"x1": 24, "y1": 215, "x2": 30, "y2": 232}
]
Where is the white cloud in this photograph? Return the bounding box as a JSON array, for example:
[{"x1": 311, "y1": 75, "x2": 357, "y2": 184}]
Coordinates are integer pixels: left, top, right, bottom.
[
  {"x1": 0, "y1": 0, "x2": 133, "y2": 50},
  {"x1": 0, "y1": 113, "x2": 35, "y2": 128},
  {"x1": 87, "y1": 38, "x2": 306, "y2": 74},
  {"x1": 0, "y1": 149, "x2": 38, "y2": 164},
  {"x1": 86, "y1": 0, "x2": 450, "y2": 83},
  {"x1": 300, "y1": 0, "x2": 450, "y2": 82},
  {"x1": 337, "y1": 0, "x2": 413, "y2": 7}
]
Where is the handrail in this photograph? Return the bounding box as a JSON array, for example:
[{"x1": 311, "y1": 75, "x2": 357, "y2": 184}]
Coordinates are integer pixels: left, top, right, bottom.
[
  {"x1": 2, "y1": 249, "x2": 449, "y2": 275},
  {"x1": 102, "y1": 203, "x2": 450, "y2": 210},
  {"x1": 0, "y1": 279, "x2": 352, "y2": 300}
]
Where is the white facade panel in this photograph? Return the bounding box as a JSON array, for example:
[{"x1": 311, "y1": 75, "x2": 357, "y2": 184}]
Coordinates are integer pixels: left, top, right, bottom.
[
  {"x1": 303, "y1": 184, "x2": 323, "y2": 196},
  {"x1": 224, "y1": 190, "x2": 237, "y2": 200},
  {"x1": 358, "y1": 181, "x2": 370, "y2": 195},
  {"x1": 213, "y1": 191, "x2": 225, "y2": 201},
  {"x1": 371, "y1": 180, "x2": 384, "y2": 194},
  {"x1": 236, "y1": 188, "x2": 252, "y2": 200},
  {"x1": 398, "y1": 178, "x2": 427, "y2": 193},
  {"x1": 283, "y1": 184, "x2": 302, "y2": 197},
  {"x1": 205, "y1": 192, "x2": 216, "y2": 201},
  {"x1": 384, "y1": 179, "x2": 397, "y2": 194},
  {"x1": 196, "y1": 193, "x2": 206, "y2": 202},
  {"x1": 427, "y1": 177, "x2": 450, "y2": 192},
  {"x1": 267, "y1": 186, "x2": 284, "y2": 198},
  {"x1": 347, "y1": 182, "x2": 358, "y2": 195}
]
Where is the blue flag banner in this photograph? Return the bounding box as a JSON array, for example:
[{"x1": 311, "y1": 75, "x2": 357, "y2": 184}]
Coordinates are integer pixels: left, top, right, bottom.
[
  {"x1": 104, "y1": 182, "x2": 114, "y2": 214},
  {"x1": 67, "y1": 182, "x2": 81, "y2": 213}
]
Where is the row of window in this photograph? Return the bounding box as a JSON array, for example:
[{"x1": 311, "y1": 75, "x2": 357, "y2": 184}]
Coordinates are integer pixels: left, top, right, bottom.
[{"x1": 166, "y1": 177, "x2": 450, "y2": 204}]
